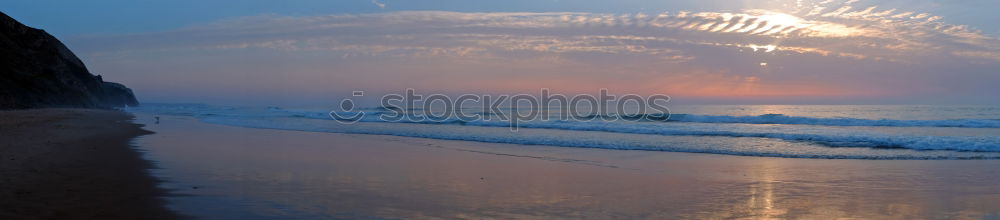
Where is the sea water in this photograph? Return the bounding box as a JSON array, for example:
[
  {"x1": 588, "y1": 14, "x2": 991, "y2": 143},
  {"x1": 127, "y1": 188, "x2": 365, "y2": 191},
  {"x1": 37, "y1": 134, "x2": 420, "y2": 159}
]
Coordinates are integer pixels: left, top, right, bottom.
[{"x1": 130, "y1": 104, "x2": 1000, "y2": 159}]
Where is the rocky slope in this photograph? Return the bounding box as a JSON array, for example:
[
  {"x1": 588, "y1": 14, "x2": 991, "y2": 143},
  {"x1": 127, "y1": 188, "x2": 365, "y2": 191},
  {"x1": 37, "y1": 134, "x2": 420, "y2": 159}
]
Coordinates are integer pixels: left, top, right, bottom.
[{"x1": 0, "y1": 11, "x2": 139, "y2": 109}]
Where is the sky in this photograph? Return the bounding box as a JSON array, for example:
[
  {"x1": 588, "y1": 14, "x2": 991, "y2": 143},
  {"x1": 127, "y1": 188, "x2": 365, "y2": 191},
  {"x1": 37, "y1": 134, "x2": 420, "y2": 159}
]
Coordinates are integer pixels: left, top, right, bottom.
[{"x1": 3, "y1": 0, "x2": 1000, "y2": 105}]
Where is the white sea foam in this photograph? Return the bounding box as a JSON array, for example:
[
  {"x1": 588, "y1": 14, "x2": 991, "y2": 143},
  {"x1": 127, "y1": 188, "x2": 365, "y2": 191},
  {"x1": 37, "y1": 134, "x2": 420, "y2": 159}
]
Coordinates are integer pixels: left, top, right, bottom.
[{"x1": 667, "y1": 113, "x2": 1000, "y2": 128}]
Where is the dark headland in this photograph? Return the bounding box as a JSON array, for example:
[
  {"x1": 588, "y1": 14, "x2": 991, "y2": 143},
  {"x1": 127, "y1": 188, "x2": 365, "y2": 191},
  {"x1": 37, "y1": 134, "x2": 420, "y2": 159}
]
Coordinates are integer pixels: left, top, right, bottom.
[
  {"x1": 0, "y1": 11, "x2": 137, "y2": 109},
  {"x1": 0, "y1": 11, "x2": 176, "y2": 219}
]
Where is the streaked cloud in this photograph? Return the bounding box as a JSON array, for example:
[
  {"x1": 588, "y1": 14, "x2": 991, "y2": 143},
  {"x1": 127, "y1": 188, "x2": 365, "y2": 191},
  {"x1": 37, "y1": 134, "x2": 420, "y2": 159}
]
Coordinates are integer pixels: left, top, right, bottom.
[
  {"x1": 77, "y1": 0, "x2": 999, "y2": 62},
  {"x1": 371, "y1": 0, "x2": 386, "y2": 9},
  {"x1": 69, "y1": 0, "x2": 1000, "y2": 104}
]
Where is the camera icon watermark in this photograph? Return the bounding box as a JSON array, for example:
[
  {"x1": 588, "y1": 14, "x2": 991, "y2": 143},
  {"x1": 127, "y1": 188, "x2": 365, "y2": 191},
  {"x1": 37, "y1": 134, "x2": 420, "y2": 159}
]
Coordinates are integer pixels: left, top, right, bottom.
[{"x1": 328, "y1": 91, "x2": 366, "y2": 124}]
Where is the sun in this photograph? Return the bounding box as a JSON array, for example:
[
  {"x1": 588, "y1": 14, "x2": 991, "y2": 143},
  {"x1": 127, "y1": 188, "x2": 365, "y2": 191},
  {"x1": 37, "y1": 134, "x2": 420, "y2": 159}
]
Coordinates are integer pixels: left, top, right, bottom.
[{"x1": 755, "y1": 12, "x2": 806, "y2": 28}]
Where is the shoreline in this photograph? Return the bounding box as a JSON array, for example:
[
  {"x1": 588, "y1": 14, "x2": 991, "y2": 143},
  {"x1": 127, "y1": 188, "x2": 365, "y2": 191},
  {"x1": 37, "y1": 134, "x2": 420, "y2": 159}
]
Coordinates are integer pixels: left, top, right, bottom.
[
  {"x1": 6, "y1": 109, "x2": 997, "y2": 218},
  {"x1": 135, "y1": 114, "x2": 1000, "y2": 219},
  {"x1": 0, "y1": 109, "x2": 177, "y2": 219}
]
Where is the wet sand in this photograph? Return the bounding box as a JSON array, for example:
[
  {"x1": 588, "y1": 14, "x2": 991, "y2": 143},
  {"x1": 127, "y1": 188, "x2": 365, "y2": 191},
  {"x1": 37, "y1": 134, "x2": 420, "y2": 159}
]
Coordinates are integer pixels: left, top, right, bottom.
[
  {"x1": 0, "y1": 109, "x2": 176, "y2": 219},
  {"x1": 136, "y1": 114, "x2": 1000, "y2": 219}
]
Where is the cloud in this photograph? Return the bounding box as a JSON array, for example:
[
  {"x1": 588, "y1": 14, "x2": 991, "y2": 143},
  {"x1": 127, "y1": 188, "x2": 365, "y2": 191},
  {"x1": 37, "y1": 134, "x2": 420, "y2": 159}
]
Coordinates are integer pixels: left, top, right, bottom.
[
  {"x1": 371, "y1": 0, "x2": 386, "y2": 9},
  {"x1": 68, "y1": 0, "x2": 1000, "y2": 103},
  {"x1": 75, "y1": 5, "x2": 1000, "y2": 63}
]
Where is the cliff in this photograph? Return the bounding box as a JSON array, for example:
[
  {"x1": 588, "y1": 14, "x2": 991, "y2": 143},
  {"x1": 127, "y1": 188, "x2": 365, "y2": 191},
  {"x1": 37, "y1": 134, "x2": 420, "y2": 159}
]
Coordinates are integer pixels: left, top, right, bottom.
[{"x1": 0, "y1": 11, "x2": 139, "y2": 109}]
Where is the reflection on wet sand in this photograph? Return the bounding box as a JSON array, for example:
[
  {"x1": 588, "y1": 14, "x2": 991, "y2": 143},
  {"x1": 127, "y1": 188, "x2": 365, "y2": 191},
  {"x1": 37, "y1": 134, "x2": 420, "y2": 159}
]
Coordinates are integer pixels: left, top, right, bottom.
[
  {"x1": 746, "y1": 161, "x2": 784, "y2": 219},
  {"x1": 136, "y1": 115, "x2": 1000, "y2": 219}
]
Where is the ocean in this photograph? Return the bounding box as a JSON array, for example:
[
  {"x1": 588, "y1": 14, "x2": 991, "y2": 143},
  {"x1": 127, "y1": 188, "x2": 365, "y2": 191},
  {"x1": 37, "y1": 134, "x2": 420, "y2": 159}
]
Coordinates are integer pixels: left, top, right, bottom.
[{"x1": 130, "y1": 104, "x2": 1000, "y2": 160}]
